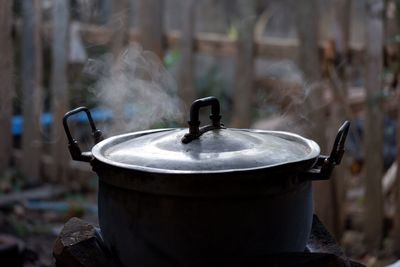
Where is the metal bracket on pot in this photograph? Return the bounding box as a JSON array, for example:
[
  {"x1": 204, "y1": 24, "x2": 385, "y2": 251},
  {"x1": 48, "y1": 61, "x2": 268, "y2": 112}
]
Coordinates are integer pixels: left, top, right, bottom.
[
  {"x1": 304, "y1": 121, "x2": 351, "y2": 180},
  {"x1": 182, "y1": 96, "x2": 224, "y2": 144},
  {"x1": 63, "y1": 107, "x2": 103, "y2": 162}
]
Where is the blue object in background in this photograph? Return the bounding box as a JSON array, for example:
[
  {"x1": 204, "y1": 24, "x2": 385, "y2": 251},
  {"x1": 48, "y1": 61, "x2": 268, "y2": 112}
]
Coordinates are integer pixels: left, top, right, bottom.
[{"x1": 11, "y1": 108, "x2": 115, "y2": 136}]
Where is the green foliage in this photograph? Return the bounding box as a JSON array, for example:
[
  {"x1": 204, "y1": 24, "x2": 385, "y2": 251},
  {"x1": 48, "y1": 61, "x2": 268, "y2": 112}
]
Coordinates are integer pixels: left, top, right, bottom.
[
  {"x1": 196, "y1": 64, "x2": 224, "y2": 99},
  {"x1": 0, "y1": 169, "x2": 25, "y2": 195},
  {"x1": 164, "y1": 49, "x2": 181, "y2": 69},
  {"x1": 195, "y1": 63, "x2": 233, "y2": 121},
  {"x1": 391, "y1": 34, "x2": 400, "y2": 43},
  {"x1": 8, "y1": 214, "x2": 30, "y2": 237},
  {"x1": 227, "y1": 24, "x2": 238, "y2": 41}
]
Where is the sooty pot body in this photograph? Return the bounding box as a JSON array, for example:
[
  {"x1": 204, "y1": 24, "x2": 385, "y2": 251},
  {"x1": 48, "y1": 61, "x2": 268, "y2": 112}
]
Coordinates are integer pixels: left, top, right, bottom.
[{"x1": 95, "y1": 165, "x2": 313, "y2": 267}]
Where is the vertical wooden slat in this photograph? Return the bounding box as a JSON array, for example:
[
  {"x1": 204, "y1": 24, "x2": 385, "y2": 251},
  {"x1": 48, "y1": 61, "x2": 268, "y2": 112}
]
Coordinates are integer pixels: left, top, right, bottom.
[
  {"x1": 98, "y1": 0, "x2": 112, "y2": 25},
  {"x1": 297, "y1": 1, "x2": 322, "y2": 87},
  {"x1": 178, "y1": 0, "x2": 197, "y2": 111},
  {"x1": 334, "y1": 0, "x2": 352, "y2": 65},
  {"x1": 333, "y1": 0, "x2": 352, "y2": 100},
  {"x1": 390, "y1": 0, "x2": 400, "y2": 255},
  {"x1": 50, "y1": 0, "x2": 70, "y2": 182},
  {"x1": 21, "y1": 0, "x2": 42, "y2": 184},
  {"x1": 330, "y1": 0, "x2": 353, "y2": 239},
  {"x1": 364, "y1": 0, "x2": 384, "y2": 251},
  {"x1": 139, "y1": 0, "x2": 164, "y2": 58},
  {"x1": 297, "y1": 0, "x2": 336, "y2": 235},
  {"x1": 110, "y1": 0, "x2": 130, "y2": 58},
  {"x1": 394, "y1": 77, "x2": 400, "y2": 254},
  {"x1": 231, "y1": 0, "x2": 256, "y2": 128},
  {"x1": 0, "y1": 0, "x2": 14, "y2": 172},
  {"x1": 110, "y1": 0, "x2": 130, "y2": 134}
]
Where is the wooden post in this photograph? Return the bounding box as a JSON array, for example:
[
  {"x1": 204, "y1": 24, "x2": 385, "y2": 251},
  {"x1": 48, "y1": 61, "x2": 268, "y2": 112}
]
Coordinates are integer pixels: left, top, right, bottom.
[
  {"x1": 109, "y1": 0, "x2": 130, "y2": 134},
  {"x1": 364, "y1": 0, "x2": 384, "y2": 251},
  {"x1": 139, "y1": 0, "x2": 164, "y2": 58},
  {"x1": 390, "y1": 0, "x2": 400, "y2": 255},
  {"x1": 0, "y1": 0, "x2": 14, "y2": 172},
  {"x1": 334, "y1": 0, "x2": 352, "y2": 71},
  {"x1": 231, "y1": 0, "x2": 256, "y2": 128},
  {"x1": 21, "y1": 0, "x2": 42, "y2": 185},
  {"x1": 178, "y1": 0, "x2": 197, "y2": 111},
  {"x1": 110, "y1": 0, "x2": 130, "y2": 59},
  {"x1": 50, "y1": 0, "x2": 70, "y2": 182},
  {"x1": 332, "y1": 0, "x2": 352, "y2": 101},
  {"x1": 394, "y1": 91, "x2": 400, "y2": 255},
  {"x1": 297, "y1": 0, "x2": 336, "y2": 235},
  {"x1": 297, "y1": 1, "x2": 322, "y2": 88},
  {"x1": 330, "y1": 0, "x2": 353, "y2": 239},
  {"x1": 98, "y1": 0, "x2": 112, "y2": 25}
]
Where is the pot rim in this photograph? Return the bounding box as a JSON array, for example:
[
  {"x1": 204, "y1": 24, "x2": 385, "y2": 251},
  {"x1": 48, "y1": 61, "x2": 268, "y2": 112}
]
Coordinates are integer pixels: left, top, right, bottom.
[{"x1": 91, "y1": 128, "x2": 321, "y2": 174}]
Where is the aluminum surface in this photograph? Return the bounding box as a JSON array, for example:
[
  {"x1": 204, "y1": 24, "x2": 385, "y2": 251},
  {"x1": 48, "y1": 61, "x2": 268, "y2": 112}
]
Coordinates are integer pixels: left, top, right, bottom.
[{"x1": 92, "y1": 128, "x2": 320, "y2": 173}]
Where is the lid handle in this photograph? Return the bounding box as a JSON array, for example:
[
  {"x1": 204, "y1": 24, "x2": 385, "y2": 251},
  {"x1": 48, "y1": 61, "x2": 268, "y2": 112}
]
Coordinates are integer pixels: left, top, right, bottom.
[{"x1": 182, "y1": 96, "x2": 223, "y2": 144}]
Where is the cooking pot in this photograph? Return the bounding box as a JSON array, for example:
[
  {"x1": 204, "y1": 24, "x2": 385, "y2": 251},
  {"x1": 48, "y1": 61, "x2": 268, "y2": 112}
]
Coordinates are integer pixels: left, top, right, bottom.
[{"x1": 63, "y1": 96, "x2": 350, "y2": 267}]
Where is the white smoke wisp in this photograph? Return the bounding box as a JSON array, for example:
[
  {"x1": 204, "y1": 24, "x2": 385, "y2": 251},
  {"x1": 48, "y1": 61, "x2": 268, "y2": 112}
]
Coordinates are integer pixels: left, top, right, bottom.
[
  {"x1": 274, "y1": 80, "x2": 328, "y2": 136},
  {"x1": 84, "y1": 45, "x2": 184, "y2": 135},
  {"x1": 253, "y1": 60, "x2": 328, "y2": 136}
]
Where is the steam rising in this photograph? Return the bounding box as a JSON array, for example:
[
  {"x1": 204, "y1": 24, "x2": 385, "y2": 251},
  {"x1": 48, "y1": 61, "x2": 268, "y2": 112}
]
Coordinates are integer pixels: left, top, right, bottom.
[
  {"x1": 84, "y1": 45, "x2": 183, "y2": 135},
  {"x1": 253, "y1": 60, "x2": 326, "y2": 135}
]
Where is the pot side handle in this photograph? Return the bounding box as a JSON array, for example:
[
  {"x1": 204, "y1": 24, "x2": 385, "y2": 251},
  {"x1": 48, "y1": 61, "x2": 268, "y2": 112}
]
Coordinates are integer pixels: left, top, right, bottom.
[
  {"x1": 63, "y1": 107, "x2": 103, "y2": 162},
  {"x1": 303, "y1": 121, "x2": 351, "y2": 181}
]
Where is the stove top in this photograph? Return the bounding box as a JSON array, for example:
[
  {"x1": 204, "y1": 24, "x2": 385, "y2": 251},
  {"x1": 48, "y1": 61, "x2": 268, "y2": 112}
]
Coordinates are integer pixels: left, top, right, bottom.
[
  {"x1": 53, "y1": 215, "x2": 365, "y2": 267},
  {"x1": 234, "y1": 215, "x2": 365, "y2": 267}
]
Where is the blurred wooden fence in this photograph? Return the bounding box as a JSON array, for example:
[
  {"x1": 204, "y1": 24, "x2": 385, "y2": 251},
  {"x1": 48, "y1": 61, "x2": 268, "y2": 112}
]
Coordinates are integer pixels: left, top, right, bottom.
[
  {"x1": 2, "y1": 1, "x2": 369, "y2": 178},
  {"x1": 0, "y1": 0, "x2": 386, "y2": 247}
]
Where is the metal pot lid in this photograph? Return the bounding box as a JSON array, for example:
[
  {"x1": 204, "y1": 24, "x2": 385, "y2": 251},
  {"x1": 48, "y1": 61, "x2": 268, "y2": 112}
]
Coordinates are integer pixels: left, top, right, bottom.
[
  {"x1": 91, "y1": 97, "x2": 320, "y2": 173},
  {"x1": 92, "y1": 127, "x2": 320, "y2": 173}
]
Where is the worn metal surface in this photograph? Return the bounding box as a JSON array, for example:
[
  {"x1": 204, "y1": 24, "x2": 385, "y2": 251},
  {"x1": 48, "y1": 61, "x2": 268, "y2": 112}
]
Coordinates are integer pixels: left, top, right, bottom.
[
  {"x1": 98, "y1": 179, "x2": 313, "y2": 267},
  {"x1": 92, "y1": 159, "x2": 313, "y2": 197},
  {"x1": 92, "y1": 128, "x2": 320, "y2": 173}
]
